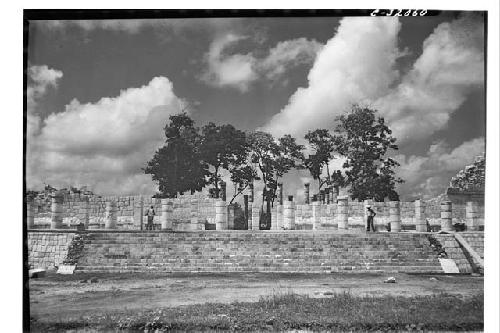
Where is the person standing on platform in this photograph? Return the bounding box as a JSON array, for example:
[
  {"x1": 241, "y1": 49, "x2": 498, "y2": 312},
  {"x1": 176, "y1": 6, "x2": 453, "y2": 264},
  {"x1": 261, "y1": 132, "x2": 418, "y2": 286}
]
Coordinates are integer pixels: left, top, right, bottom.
[
  {"x1": 145, "y1": 205, "x2": 156, "y2": 230},
  {"x1": 366, "y1": 205, "x2": 376, "y2": 232}
]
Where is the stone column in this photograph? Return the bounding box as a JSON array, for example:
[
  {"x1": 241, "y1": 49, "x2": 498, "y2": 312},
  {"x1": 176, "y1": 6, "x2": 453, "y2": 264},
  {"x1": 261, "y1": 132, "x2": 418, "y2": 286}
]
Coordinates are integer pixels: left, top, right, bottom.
[
  {"x1": 389, "y1": 201, "x2": 401, "y2": 232},
  {"x1": 161, "y1": 199, "x2": 173, "y2": 230},
  {"x1": 50, "y1": 192, "x2": 64, "y2": 229},
  {"x1": 414, "y1": 199, "x2": 426, "y2": 232},
  {"x1": 227, "y1": 204, "x2": 235, "y2": 230},
  {"x1": 220, "y1": 181, "x2": 227, "y2": 201},
  {"x1": 312, "y1": 201, "x2": 321, "y2": 230},
  {"x1": 215, "y1": 200, "x2": 227, "y2": 230},
  {"x1": 133, "y1": 196, "x2": 144, "y2": 230},
  {"x1": 283, "y1": 196, "x2": 295, "y2": 230},
  {"x1": 190, "y1": 198, "x2": 200, "y2": 231},
  {"x1": 329, "y1": 187, "x2": 336, "y2": 204},
  {"x1": 304, "y1": 183, "x2": 310, "y2": 204},
  {"x1": 277, "y1": 183, "x2": 283, "y2": 205},
  {"x1": 105, "y1": 200, "x2": 117, "y2": 229},
  {"x1": 337, "y1": 196, "x2": 348, "y2": 230},
  {"x1": 319, "y1": 191, "x2": 324, "y2": 204},
  {"x1": 333, "y1": 189, "x2": 338, "y2": 203},
  {"x1": 243, "y1": 195, "x2": 250, "y2": 229},
  {"x1": 251, "y1": 202, "x2": 260, "y2": 230},
  {"x1": 82, "y1": 196, "x2": 90, "y2": 229},
  {"x1": 440, "y1": 201, "x2": 453, "y2": 232},
  {"x1": 248, "y1": 183, "x2": 254, "y2": 203},
  {"x1": 270, "y1": 204, "x2": 276, "y2": 230},
  {"x1": 276, "y1": 204, "x2": 284, "y2": 230},
  {"x1": 466, "y1": 201, "x2": 480, "y2": 231},
  {"x1": 26, "y1": 199, "x2": 35, "y2": 229}
]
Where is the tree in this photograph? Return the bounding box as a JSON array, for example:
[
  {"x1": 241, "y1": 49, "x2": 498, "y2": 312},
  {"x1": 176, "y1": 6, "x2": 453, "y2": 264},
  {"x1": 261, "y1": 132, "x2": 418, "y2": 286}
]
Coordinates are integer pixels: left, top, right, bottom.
[
  {"x1": 248, "y1": 131, "x2": 304, "y2": 228},
  {"x1": 333, "y1": 105, "x2": 403, "y2": 201},
  {"x1": 303, "y1": 129, "x2": 345, "y2": 191},
  {"x1": 144, "y1": 113, "x2": 208, "y2": 198},
  {"x1": 229, "y1": 165, "x2": 258, "y2": 204},
  {"x1": 199, "y1": 123, "x2": 249, "y2": 199}
]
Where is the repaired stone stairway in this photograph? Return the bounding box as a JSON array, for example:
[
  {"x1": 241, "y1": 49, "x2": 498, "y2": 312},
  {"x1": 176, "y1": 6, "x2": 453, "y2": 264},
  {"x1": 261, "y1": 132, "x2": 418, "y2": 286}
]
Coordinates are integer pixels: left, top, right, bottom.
[{"x1": 72, "y1": 231, "x2": 444, "y2": 274}]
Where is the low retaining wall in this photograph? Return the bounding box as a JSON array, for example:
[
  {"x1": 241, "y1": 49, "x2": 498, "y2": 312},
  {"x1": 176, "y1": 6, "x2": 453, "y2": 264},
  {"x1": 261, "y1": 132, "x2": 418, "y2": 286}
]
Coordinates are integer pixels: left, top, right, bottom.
[
  {"x1": 26, "y1": 230, "x2": 464, "y2": 274},
  {"x1": 27, "y1": 232, "x2": 76, "y2": 269}
]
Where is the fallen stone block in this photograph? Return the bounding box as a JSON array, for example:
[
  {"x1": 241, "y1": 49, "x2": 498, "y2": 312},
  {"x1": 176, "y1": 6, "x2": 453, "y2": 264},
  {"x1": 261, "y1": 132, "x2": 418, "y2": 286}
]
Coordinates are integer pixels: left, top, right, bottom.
[
  {"x1": 29, "y1": 268, "x2": 46, "y2": 279},
  {"x1": 383, "y1": 277, "x2": 396, "y2": 283},
  {"x1": 57, "y1": 265, "x2": 76, "y2": 275},
  {"x1": 439, "y1": 258, "x2": 460, "y2": 273}
]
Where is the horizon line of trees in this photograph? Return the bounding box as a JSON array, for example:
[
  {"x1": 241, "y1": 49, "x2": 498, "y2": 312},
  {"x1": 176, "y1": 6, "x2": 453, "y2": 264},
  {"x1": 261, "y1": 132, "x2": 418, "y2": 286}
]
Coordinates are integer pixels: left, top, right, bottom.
[{"x1": 144, "y1": 104, "x2": 404, "y2": 227}]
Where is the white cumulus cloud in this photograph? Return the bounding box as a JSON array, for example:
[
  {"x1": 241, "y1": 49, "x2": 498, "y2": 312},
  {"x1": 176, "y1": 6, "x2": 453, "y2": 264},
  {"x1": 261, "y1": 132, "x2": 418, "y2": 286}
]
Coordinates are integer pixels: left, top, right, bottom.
[
  {"x1": 27, "y1": 76, "x2": 187, "y2": 195},
  {"x1": 200, "y1": 34, "x2": 258, "y2": 92},
  {"x1": 263, "y1": 14, "x2": 484, "y2": 143},
  {"x1": 374, "y1": 14, "x2": 484, "y2": 142},
  {"x1": 395, "y1": 137, "x2": 485, "y2": 199},
  {"x1": 200, "y1": 33, "x2": 322, "y2": 91},
  {"x1": 27, "y1": 65, "x2": 64, "y2": 137},
  {"x1": 262, "y1": 17, "x2": 402, "y2": 137}
]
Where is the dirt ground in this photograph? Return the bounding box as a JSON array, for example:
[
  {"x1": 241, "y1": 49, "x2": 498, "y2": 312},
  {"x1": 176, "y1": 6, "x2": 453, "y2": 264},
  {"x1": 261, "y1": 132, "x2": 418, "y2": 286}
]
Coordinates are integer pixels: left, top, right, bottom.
[{"x1": 29, "y1": 272, "x2": 483, "y2": 323}]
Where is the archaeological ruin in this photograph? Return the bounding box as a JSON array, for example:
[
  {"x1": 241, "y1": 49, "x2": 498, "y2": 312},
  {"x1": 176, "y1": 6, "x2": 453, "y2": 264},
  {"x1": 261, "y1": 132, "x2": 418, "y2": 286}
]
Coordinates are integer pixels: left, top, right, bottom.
[{"x1": 26, "y1": 173, "x2": 485, "y2": 275}]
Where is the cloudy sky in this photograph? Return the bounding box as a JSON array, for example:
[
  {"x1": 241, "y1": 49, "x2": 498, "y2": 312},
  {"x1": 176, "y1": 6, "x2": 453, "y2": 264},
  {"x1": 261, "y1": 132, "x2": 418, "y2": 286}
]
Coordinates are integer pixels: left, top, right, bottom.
[{"x1": 26, "y1": 12, "x2": 486, "y2": 200}]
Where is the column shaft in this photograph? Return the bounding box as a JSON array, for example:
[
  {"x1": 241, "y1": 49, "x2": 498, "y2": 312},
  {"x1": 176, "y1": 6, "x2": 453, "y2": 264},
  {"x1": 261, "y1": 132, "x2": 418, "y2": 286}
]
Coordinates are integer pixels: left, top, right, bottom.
[
  {"x1": 337, "y1": 196, "x2": 348, "y2": 230},
  {"x1": 466, "y1": 201, "x2": 480, "y2": 231},
  {"x1": 389, "y1": 201, "x2": 401, "y2": 232},
  {"x1": 283, "y1": 199, "x2": 295, "y2": 230},
  {"x1": 215, "y1": 200, "x2": 227, "y2": 230},
  {"x1": 105, "y1": 200, "x2": 117, "y2": 229},
  {"x1": 50, "y1": 193, "x2": 64, "y2": 229},
  {"x1": 415, "y1": 199, "x2": 426, "y2": 232},
  {"x1": 312, "y1": 201, "x2": 320, "y2": 230},
  {"x1": 440, "y1": 201, "x2": 453, "y2": 232}
]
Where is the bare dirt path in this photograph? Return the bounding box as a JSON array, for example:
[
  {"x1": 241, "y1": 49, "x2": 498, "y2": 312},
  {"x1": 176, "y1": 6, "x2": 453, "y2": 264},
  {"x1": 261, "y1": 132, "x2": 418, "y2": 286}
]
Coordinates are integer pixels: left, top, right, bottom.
[{"x1": 29, "y1": 272, "x2": 483, "y2": 322}]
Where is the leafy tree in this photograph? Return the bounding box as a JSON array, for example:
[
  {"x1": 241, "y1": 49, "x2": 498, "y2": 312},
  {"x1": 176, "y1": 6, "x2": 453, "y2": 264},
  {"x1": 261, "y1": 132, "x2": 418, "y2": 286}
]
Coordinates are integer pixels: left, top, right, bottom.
[
  {"x1": 229, "y1": 165, "x2": 258, "y2": 204},
  {"x1": 303, "y1": 129, "x2": 345, "y2": 191},
  {"x1": 144, "y1": 113, "x2": 208, "y2": 198},
  {"x1": 199, "y1": 123, "x2": 249, "y2": 199},
  {"x1": 248, "y1": 131, "x2": 304, "y2": 228},
  {"x1": 333, "y1": 105, "x2": 403, "y2": 201}
]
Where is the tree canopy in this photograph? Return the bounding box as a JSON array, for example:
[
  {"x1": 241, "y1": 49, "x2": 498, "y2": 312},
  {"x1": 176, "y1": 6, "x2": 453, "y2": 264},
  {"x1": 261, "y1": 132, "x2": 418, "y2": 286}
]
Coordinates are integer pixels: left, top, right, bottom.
[
  {"x1": 144, "y1": 113, "x2": 208, "y2": 198},
  {"x1": 333, "y1": 105, "x2": 403, "y2": 201},
  {"x1": 303, "y1": 129, "x2": 345, "y2": 191},
  {"x1": 144, "y1": 109, "x2": 404, "y2": 204},
  {"x1": 199, "y1": 122, "x2": 249, "y2": 198}
]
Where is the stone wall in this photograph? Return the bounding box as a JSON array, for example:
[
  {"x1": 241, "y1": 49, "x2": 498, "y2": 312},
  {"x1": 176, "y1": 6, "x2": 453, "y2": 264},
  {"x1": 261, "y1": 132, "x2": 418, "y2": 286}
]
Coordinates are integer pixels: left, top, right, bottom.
[
  {"x1": 27, "y1": 232, "x2": 75, "y2": 269},
  {"x1": 293, "y1": 201, "x2": 483, "y2": 229},
  {"x1": 30, "y1": 191, "x2": 484, "y2": 231},
  {"x1": 31, "y1": 193, "x2": 218, "y2": 229},
  {"x1": 42, "y1": 231, "x2": 443, "y2": 274},
  {"x1": 434, "y1": 234, "x2": 474, "y2": 273}
]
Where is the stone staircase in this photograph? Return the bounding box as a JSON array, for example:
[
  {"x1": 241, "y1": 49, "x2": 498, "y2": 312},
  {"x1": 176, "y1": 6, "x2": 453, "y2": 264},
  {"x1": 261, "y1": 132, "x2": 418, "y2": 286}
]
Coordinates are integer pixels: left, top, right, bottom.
[
  {"x1": 460, "y1": 232, "x2": 484, "y2": 259},
  {"x1": 73, "y1": 231, "x2": 444, "y2": 274}
]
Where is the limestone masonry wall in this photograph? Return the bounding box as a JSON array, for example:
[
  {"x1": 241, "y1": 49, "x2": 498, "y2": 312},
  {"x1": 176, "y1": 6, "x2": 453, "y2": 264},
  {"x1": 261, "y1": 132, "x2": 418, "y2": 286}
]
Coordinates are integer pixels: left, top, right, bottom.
[
  {"x1": 71, "y1": 231, "x2": 444, "y2": 273},
  {"x1": 30, "y1": 192, "x2": 484, "y2": 230},
  {"x1": 27, "y1": 232, "x2": 75, "y2": 269},
  {"x1": 32, "y1": 193, "x2": 218, "y2": 229}
]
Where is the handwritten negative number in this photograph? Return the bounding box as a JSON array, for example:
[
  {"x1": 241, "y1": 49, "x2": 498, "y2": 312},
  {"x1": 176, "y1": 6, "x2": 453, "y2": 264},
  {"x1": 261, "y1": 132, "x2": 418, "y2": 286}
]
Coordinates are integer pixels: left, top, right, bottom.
[{"x1": 371, "y1": 9, "x2": 428, "y2": 17}]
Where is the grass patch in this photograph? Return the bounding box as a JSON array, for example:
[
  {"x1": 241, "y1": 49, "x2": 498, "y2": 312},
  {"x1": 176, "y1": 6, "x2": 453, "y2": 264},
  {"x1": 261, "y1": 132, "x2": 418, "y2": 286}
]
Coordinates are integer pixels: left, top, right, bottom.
[{"x1": 31, "y1": 291, "x2": 483, "y2": 332}]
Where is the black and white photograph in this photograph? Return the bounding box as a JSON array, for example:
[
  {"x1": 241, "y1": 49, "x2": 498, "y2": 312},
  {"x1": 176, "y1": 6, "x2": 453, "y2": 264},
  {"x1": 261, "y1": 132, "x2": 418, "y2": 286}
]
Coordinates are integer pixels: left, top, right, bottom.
[{"x1": 18, "y1": 6, "x2": 499, "y2": 332}]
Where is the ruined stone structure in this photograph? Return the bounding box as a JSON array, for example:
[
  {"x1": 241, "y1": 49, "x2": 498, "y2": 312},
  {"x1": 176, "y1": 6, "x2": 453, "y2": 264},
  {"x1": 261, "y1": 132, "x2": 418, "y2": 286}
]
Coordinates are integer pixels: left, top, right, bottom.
[
  {"x1": 26, "y1": 185, "x2": 485, "y2": 232},
  {"x1": 27, "y1": 230, "x2": 483, "y2": 274},
  {"x1": 26, "y1": 183, "x2": 485, "y2": 275}
]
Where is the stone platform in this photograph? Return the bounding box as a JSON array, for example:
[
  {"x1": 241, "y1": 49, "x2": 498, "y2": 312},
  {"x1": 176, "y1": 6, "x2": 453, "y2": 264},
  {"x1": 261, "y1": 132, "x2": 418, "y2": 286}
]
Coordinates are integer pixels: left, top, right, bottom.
[{"x1": 27, "y1": 230, "x2": 484, "y2": 274}]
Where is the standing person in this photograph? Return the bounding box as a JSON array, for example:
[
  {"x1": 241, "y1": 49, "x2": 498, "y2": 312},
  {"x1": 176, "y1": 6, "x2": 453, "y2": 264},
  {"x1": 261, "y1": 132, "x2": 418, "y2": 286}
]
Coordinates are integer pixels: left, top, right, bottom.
[
  {"x1": 366, "y1": 205, "x2": 376, "y2": 232},
  {"x1": 145, "y1": 205, "x2": 156, "y2": 230}
]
